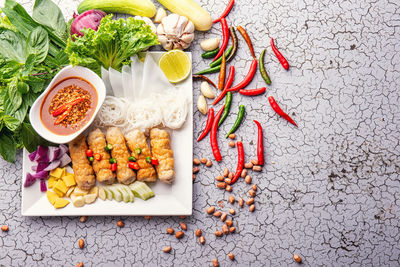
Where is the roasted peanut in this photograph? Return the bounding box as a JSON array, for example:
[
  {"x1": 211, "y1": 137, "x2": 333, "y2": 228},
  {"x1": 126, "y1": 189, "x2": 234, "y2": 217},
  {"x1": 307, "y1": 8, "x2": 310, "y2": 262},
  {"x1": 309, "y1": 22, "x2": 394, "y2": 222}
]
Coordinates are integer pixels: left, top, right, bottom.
[
  {"x1": 214, "y1": 231, "x2": 223, "y2": 237},
  {"x1": 252, "y1": 184, "x2": 258, "y2": 191},
  {"x1": 166, "y1": 228, "x2": 174, "y2": 234},
  {"x1": 249, "y1": 204, "x2": 255, "y2": 212},
  {"x1": 212, "y1": 258, "x2": 219, "y2": 267},
  {"x1": 193, "y1": 167, "x2": 200, "y2": 174},
  {"x1": 179, "y1": 216, "x2": 187, "y2": 219},
  {"x1": 76, "y1": 262, "x2": 84, "y2": 267},
  {"x1": 213, "y1": 211, "x2": 222, "y2": 218},
  {"x1": 175, "y1": 231, "x2": 184, "y2": 239},
  {"x1": 228, "y1": 252, "x2": 235, "y2": 260},
  {"x1": 217, "y1": 182, "x2": 226, "y2": 189},
  {"x1": 206, "y1": 206, "x2": 216, "y2": 214},
  {"x1": 221, "y1": 213, "x2": 227, "y2": 222},
  {"x1": 193, "y1": 158, "x2": 201, "y2": 165},
  {"x1": 163, "y1": 246, "x2": 172, "y2": 253},
  {"x1": 195, "y1": 229, "x2": 202, "y2": 237},
  {"x1": 222, "y1": 224, "x2": 229, "y2": 235},
  {"x1": 228, "y1": 141, "x2": 235, "y2": 148},
  {"x1": 293, "y1": 254, "x2": 302, "y2": 263},
  {"x1": 1, "y1": 225, "x2": 9, "y2": 232},
  {"x1": 225, "y1": 178, "x2": 232, "y2": 184},
  {"x1": 244, "y1": 162, "x2": 253, "y2": 169},
  {"x1": 241, "y1": 169, "x2": 247, "y2": 178},
  {"x1": 216, "y1": 176, "x2": 224, "y2": 181},
  {"x1": 251, "y1": 159, "x2": 259, "y2": 165},
  {"x1": 229, "y1": 227, "x2": 236, "y2": 233},
  {"x1": 228, "y1": 196, "x2": 235, "y2": 204},
  {"x1": 229, "y1": 208, "x2": 235, "y2": 215},
  {"x1": 223, "y1": 168, "x2": 229, "y2": 177},
  {"x1": 245, "y1": 175, "x2": 252, "y2": 184},
  {"x1": 228, "y1": 134, "x2": 236, "y2": 139},
  {"x1": 226, "y1": 220, "x2": 233, "y2": 227},
  {"x1": 199, "y1": 236, "x2": 206, "y2": 245},
  {"x1": 225, "y1": 185, "x2": 232, "y2": 192},
  {"x1": 116, "y1": 220, "x2": 125, "y2": 228},
  {"x1": 180, "y1": 222, "x2": 187, "y2": 231},
  {"x1": 192, "y1": 174, "x2": 196, "y2": 181},
  {"x1": 206, "y1": 160, "x2": 213, "y2": 167},
  {"x1": 249, "y1": 189, "x2": 256, "y2": 197},
  {"x1": 78, "y1": 239, "x2": 84, "y2": 249},
  {"x1": 79, "y1": 216, "x2": 88, "y2": 223},
  {"x1": 253, "y1": 165, "x2": 262, "y2": 172},
  {"x1": 246, "y1": 198, "x2": 254, "y2": 205},
  {"x1": 239, "y1": 198, "x2": 244, "y2": 208},
  {"x1": 228, "y1": 172, "x2": 234, "y2": 179},
  {"x1": 144, "y1": 216, "x2": 152, "y2": 220},
  {"x1": 200, "y1": 158, "x2": 207, "y2": 164}
]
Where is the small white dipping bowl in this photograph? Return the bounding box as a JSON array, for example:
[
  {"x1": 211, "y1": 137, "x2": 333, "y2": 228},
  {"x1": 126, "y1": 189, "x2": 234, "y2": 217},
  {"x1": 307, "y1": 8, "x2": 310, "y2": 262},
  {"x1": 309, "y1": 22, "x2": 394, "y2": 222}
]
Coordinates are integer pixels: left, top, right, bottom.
[{"x1": 30, "y1": 65, "x2": 106, "y2": 144}]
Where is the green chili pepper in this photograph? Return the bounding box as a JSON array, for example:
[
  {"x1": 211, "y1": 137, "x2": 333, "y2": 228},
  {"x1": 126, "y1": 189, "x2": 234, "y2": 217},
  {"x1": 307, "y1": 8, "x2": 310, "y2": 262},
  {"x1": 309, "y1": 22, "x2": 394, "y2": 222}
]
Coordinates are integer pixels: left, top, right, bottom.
[
  {"x1": 105, "y1": 144, "x2": 113, "y2": 151},
  {"x1": 128, "y1": 156, "x2": 136, "y2": 162},
  {"x1": 226, "y1": 27, "x2": 238, "y2": 62},
  {"x1": 135, "y1": 148, "x2": 142, "y2": 155},
  {"x1": 194, "y1": 65, "x2": 221, "y2": 75},
  {"x1": 109, "y1": 158, "x2": 117, "y2": 164},
  {"x1": 88, "y1": 156, "x2": 94, "y2": 162},
  {"x1": 218, "y1": 91, "x2": 232, "y2": 127},
  {"x1": 145, "y1": 156, "x2": 151, "y2": 164},
  {"x1": 226, "y1": 105, "x2": 245, "y2": 138},
  {"x1": 259, "y1": 49, "x2": 271, "y2": 85},
  {"x1": 210, "y1": 46, "x2": 233, "y2": 68},
  {"x1": 201, "y1": 47, "x2": 220, "y2": 59}
]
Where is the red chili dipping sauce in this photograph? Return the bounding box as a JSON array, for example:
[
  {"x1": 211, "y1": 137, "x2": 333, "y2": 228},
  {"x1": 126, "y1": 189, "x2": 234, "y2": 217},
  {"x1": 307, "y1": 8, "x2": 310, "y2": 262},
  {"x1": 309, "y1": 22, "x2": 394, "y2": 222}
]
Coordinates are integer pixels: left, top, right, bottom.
[{"x1": 40, "y1": 77, "x2": 98, "y2": 135}]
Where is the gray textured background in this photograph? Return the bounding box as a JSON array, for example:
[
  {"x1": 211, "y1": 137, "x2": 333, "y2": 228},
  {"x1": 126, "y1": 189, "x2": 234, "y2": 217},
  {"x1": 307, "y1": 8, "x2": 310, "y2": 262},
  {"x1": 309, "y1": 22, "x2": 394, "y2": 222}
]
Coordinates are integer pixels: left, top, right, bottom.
[{"x1": 0, "y1": 0, "x2": 399, "y2": 266}]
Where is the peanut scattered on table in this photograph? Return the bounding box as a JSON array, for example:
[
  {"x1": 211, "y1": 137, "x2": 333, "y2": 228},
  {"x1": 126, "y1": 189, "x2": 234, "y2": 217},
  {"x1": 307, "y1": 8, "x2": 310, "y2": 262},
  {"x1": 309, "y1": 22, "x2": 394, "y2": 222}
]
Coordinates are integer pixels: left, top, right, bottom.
[
  {"x1": 78, "y1": 239, "x2": 84, "y2": 249},
  {"x1": 229, "y1": 226, "x2": 236, "y2": 233},
  {"x1": 253, "y1": 165, "x2": 262, "y2": 172},
  {"x1": 226, "y1": 185, "x2": 232, "y2": 192},
  {"x1": 116, "y1": 220, "x2": 125, "y2": 228},
  {"x1": 193, "y1": 167, "x2": 200, "y2": 174},
  {"x1": 217, "y1": 182, "x2": 226, "y2": 189},
  {"x1": 244, "y1": 162, "x2": 253, "y2": 169},
  {"x1": 199, "y1": 236, "x2": 206, "y2": 245},
  {"x1": 222, "y1": 224, "x2": 229, "y2": 234},
  {"x1": 228, "y1": 196, "x2": 235, "y2": 204},
  {"x1": 212, "y1": 258, "x2": 220, "y2": 267},
  {"x1": 79, "y1": 216, "x2": 88, "y2": 223},
  {"x1": 229, "y1": 208, "x2": 236, "y2": 215},
  {"x1": 166, "y1": 228, "x2": 175, "y2": 234},
  {"x1": 213, "y1": 211, "x2": 222, "y2": 217},
  {"x1": 228, "y1": 134, "x2": 236, "y2": 139},
  {"x1": 216, "y1": 176, "x2": 224, "y2": 181},
  {"x1": 228, "y1": 172, "x2": 234, "y2": 179},
  {"x1": 251, "y1": 159, "x2": 259, "y2": 165},
  {"x1": 1, "y1": 225, "x2": 9, "y2": 232},
  {"x1": 252, "y1": 184, "x2": 258, "y2": 191},
  {"x1": 245, "y1": 175, "x2": 252, "y2": 184},
  {"x1": 214, "y1": 231, "x2": 223, "y2": 237},
  {"x1": 246, "y1": 198, "x2": 254, "y2": 205},
  {"x1": 221, "y1": 213, "x2": 227, "y2": 222},
  {"x1": 228, "y1": 252, "x2": 235, "y2": 260},
  {"x1": 200, "y1": 158, "x2": 207, "y2": 164},
  {"x1": 175, "y1": 231, "x2": 184, "y2": 239},
  {"x1": 228, "y1": 141, "x2": 235, "y2": 148},
  {"x1": 163, "y1": 246, "x2": 172, "y2": 253},
  {"x1": 239, "y1": 198, "x2": 244, "y2": 208},
  {"x1": 223, "y1": 168, "x2": 229, "y2": 177},
  {"x1": 249, "y1": 189, "x2": 256, "y2": 197},
  {"x1": 294, "y1": 254, "x2": 302, "y2": 263},
  {"x1": 195, "y1": 229, "x2": 202, "y2": 237},
  {"x1": 241, "y1": 169, "x2": 247, "y2": 178},
  {"x1": 180, "y1": 222, "x2": 187, "y2": 231},
  {"x1": 206, "y1": 206, "x2": 216, "y2": 214},
  {"x1": 225, "y1": 178, "x2": 232, "y2": 184},
  {"x1": 249, "y1": 204, "x2": 255, "y2": 212},
  {"x1": 193, "y1": 158, "x2": 201, "y2": 165},
  {"x1": 206, "y1": 160, "x2": 213, "y2": 167},
  {"x1": 76, "y1": 262, "x2": 84, "y2": 267},
  {"x1": 226, "y1": 220, "x2": 233, "y2": 227}
]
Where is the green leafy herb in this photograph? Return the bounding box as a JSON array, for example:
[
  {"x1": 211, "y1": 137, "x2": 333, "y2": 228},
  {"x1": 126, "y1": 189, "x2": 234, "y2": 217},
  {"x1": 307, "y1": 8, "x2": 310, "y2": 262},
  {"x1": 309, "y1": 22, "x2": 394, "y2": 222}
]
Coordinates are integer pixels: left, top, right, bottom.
[
  {"x1": 0, "y1": 28, "x2": 26, "y2": 62},
  {"x1": 26, "y1": 26, "x2": 49, "y2": 64},
  {"x1": 66, "y1": 15, "x2": 159, "y2": 75},
  {"x1": 0, "y1": 131, "x2": 16, "y2": 162}
]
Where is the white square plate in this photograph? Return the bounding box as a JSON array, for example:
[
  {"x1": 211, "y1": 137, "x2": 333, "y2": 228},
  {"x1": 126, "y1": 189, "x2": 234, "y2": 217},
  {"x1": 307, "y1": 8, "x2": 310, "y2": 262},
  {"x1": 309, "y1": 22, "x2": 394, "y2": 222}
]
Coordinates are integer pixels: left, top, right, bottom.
[{"x1": 21, "y1": 52, "x2": 193, "y2": 216}]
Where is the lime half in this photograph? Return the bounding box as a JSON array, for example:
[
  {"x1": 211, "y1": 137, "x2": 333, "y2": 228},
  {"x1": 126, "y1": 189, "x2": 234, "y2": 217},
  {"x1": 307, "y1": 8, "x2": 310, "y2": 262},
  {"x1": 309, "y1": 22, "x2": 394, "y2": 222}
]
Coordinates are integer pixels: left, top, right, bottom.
[{"x1": 159, "y1": 50, "x2": 191, "y2": 83}]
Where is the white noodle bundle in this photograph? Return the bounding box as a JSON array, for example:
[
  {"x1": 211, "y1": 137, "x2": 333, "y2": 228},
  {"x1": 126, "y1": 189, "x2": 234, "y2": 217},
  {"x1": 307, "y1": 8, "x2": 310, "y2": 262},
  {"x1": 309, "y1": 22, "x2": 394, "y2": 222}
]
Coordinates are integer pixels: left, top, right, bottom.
[
  {"x1": 93, "y1": 96, "x2": 129, "y2": 128},
  {"x1": 126, "y1": 97, "x2": 163, "y2": 131},
  {"x1": 160, "y1": 92, "x2": 188, "y2": 129}
]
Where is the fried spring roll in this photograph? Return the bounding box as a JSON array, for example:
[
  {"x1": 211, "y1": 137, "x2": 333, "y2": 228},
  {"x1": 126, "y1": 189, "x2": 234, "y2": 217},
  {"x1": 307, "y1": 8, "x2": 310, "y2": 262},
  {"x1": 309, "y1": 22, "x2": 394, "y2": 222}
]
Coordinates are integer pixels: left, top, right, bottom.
[
  {"x1": 69, "y1": 135, "x2": 96, "y2": 190},
  {"x1": 87, "y1": 128, "x2": 115, "y2": 184},
  {"x1": 149, "y1": 128, "x2": 175, "y2": 184},
  {"x1": 125, "y1": 130, "x2": 157, "y2": 182},
  {"x1": 106, "y1": 127, "x2": 136, "y2": 185}
]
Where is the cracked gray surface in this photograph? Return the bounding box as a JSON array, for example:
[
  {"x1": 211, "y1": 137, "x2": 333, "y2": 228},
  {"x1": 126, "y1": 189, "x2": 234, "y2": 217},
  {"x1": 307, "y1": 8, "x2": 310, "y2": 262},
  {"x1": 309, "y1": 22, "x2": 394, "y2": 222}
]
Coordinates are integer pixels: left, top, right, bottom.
[{"x1": 0, "y1": 0, "x2": 399, "y2": 266}]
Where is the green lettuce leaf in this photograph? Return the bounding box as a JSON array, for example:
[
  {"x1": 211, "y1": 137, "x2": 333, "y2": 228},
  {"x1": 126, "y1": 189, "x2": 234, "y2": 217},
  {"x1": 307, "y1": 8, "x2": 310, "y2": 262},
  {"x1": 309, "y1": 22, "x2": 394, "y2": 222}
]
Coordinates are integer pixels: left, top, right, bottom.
[{"x1": 66, "y1": 15, "x2": 159, "y2": 75}]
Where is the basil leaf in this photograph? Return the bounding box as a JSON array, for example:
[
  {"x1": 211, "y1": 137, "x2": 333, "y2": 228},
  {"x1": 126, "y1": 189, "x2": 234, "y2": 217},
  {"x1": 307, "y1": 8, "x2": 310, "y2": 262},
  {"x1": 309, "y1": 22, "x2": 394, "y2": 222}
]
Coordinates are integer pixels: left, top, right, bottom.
[
  {"x1": 6, "y1": 79, "x2": 22, "y2": 114},
  {"x1": 26, "y1": 26, "x2": 49, "y2": 64},
  {"x1": 3, "y1": 115, "x2": 21, "y2": 131},
  {"x1": 0, "y1": 28, "x2": 26, "y2": 63},
  {"x1": 33, "y1": 0, "x2": 68, "y2": 42},
  {"x1": 0, "y1": 130, "x2": 16, "y2": 162},
  {"x1": 17, "y1": 81, "x2": 29, "y2": 94},
  {"x1": 21, "y1": 122, "x2": 43, "y2": 153},
  {"x1": 13, "y1": 100, "x2": 29, "y2": 123}
]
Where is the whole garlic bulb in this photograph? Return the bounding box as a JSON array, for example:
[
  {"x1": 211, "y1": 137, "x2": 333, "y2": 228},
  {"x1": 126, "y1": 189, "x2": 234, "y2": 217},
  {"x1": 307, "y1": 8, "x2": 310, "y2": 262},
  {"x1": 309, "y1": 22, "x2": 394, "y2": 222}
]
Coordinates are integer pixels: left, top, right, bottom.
[
  {"x1": 157, "y1": 14, "x2": 195, "y2": 50},
  {"x1": 134, "y1": 16, "x2": 156, "y2": 34}
]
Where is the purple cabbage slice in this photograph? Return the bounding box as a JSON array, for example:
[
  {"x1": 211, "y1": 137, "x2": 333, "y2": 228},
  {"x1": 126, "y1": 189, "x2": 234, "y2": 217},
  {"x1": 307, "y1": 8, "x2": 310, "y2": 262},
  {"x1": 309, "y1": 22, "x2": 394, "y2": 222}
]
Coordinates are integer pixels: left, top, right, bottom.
[
  {"x1": 43, "y1": 160, "x2": 61, "y2": 171},
  {"x1": 40, "y1": 180, "x2": 47, "y2": 192}
]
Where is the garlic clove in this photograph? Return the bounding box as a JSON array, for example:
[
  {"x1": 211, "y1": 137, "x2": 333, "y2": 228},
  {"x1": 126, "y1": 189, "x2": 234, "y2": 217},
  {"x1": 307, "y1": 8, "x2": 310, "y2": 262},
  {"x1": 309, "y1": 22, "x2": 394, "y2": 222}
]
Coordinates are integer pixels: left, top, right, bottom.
[
  {"x1": 183, "y1": 20, "x2": 195, "y2": 35},
  {"x1": 154, "y1": 7, "x2": 167, "y2": 23},
  {"x1": 175, "y1": 16, "x2": 189, "y2": 36},
  {"x1": 157, "y1": 23, "x2": 166, "y2": 35},
  {"x1": 197, "y1": 95, "x2": 208, "y2": 115},
  {"x1": 181, "y1": 33, "x2": 195, "y2": 44},
  {"x1": 200, "y1": 38, "x2": 220, "y2": 52},
  {"x1": 200, "y1": 81, "x2": 215, "y2": 99}
]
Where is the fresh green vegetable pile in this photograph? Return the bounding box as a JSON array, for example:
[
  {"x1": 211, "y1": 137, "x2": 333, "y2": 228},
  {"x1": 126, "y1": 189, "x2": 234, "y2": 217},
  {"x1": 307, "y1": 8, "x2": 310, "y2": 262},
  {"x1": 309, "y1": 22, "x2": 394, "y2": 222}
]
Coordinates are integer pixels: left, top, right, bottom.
[
  {"x1": 0, "y1": 0, "x2": 69, "y2": 162},
  {"x1": 66, "y1": 14, "x2": 159, "y2": 75}
]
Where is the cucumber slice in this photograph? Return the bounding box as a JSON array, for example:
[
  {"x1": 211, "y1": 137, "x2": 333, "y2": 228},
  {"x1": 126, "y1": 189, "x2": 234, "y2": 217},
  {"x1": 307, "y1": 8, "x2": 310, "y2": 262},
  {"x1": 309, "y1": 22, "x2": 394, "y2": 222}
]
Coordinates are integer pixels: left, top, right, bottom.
[
  {"x1": 98, "y1": 187, "x2": 106, "y2": 201},
  {"x1": 121, "y1": 185, "x2": 135, "y2": 203},
  {"x1": 115, "y1": 184, "x2": 133, "y2": 203},
  {"x1": 129, "y1": 181, "x2": 155, "y2": 200},
  {"x1": 104, "y1": 187, "x2": 113, "y2": 200},
  {"x1": 108, "y1": 186, "x2": 122, "y2": 202}
]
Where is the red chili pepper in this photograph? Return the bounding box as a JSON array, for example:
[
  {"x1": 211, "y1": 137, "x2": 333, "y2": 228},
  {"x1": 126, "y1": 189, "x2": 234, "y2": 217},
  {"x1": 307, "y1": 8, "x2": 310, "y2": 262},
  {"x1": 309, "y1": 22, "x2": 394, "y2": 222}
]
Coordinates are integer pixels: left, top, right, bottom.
[
  {"x1": 237, "y1": 25, "x2": 256, "y2": 59},
  {"x1": 213, "y1": 66, "x2": 235, "y2": 105},
  {"x1": 193, "y1": 75, "x2": 217, "y2": 89},
  {"x1": 212, "y1": 18, "x2": 229, "y2": 62},
  {"x1": 94, "y1": 153, "x2": 102, "y2": 161},
  {"x1": 253, "y1": 120, "x2": 264, "y2": 166},
  {"x1": 270, "y1": 38, "x2": 289, "y2": 70},
  {"x1": 227, "y1": 59, "x2": 257, "y2": 92},
  {"x1": 268, "y1": 96, "x2": 297, "y2": 127},
  {"x1": 218, "y1": 51, "x2": 226, "y2": 90},
  {"x1": 128, "y1": 161, "x2": 140, "y2": 170},
  {"x1": 111, "y1": 163, "x2": 117, "y2": 172},
  {"x1": 85, "y1": 149, "x2": 93, "y2": 157},
  {"x1": 213, "y1": 0, "x2": 234, "y2": 23},
  {"x1": 231, "y1": 141, "x2": 244, "y2": 184},
  {"x1": 151, "y1": 157, "x2": 159, "y2": 166},
  {"x1": 210, "y1": 105, "x2": 225, "y2": 162},
  {"x1": 52, "y1": 97, "x2": 85, "y2": 117},
  {"x1": 54, "y1": 105, "x2": 73, "y2": 125},
  {"x1": 239, "y1": 87, "x2": 266, "y2": 96},
  {"x1": 197, "y1": 108, "x2": 214, "y2": 142}
]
